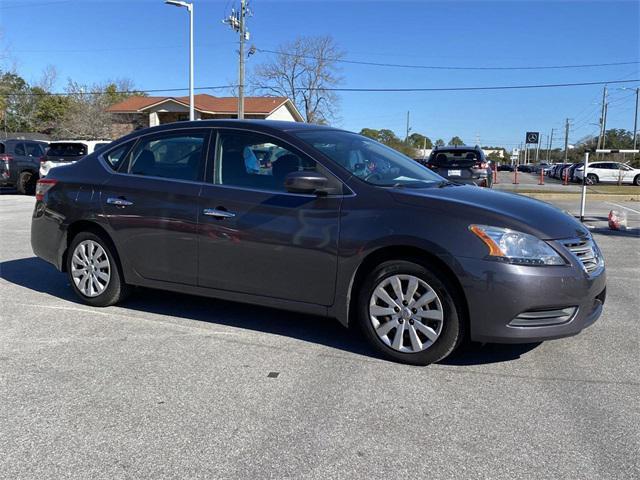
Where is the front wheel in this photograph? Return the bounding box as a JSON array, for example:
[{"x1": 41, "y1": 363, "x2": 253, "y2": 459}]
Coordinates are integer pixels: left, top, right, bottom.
[
  {"x1": 356, "y1": 260, "x2": 464, "y2": 365},
  {"x1": 587, "y1": 173, "x2": 598, "y2": 185},
  {"x1": 67, "y1": 232, "x2": 131, "y2": 307}
]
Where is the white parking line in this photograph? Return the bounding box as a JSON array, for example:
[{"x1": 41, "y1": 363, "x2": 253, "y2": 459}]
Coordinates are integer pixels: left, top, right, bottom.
[{"x1": 606, "y1": 202, "x2": 640, "y2": 215}]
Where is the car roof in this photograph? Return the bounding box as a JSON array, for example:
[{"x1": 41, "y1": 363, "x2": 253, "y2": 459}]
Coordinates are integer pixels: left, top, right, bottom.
[
  {"x1": 51, "y1": 140, "x2": 111, "y2": 145},
  {"x1": 432, "y1": 145, "x2": 482, "y2": 151},
  {"x1": 129, "y1": 119, "x2": 346, "y2": 136}
]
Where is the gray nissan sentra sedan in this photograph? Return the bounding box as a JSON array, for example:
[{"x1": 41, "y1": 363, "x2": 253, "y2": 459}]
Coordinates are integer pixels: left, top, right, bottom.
[{"x1": 31, "y1": 120, "x2": 606, "y2": 365}]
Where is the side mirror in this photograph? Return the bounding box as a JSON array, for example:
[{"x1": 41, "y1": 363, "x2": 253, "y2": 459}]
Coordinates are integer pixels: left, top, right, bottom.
[{"x1": 284, "y1": 170, "x2": 329, "y2": 194}]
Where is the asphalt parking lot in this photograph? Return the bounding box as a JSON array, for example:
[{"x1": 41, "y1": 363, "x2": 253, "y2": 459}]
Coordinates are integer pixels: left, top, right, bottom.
[{"x1": 1, "y1": 193, "x2": 639, "y2": 479}]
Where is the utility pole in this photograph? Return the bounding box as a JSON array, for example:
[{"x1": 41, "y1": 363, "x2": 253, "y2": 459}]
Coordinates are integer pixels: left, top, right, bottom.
[
  {"x1": 563, "y1": 118, "x2": 570, "y2": 162},
  {"x1": 602, "y1": 102, "x2": 609, "y2": 149},
  {"x1": 547, "y1": 128, "x2": 554, "y2": 162},
  {"x1": 597, "y1": 85, "x2": 607, "y2": 154},
  {"x1": 405, "y1": 111, "x2": 411, "y2": 142},
  {"x1": 223, "y1": 0, "x2": 250, "y2": 119}
]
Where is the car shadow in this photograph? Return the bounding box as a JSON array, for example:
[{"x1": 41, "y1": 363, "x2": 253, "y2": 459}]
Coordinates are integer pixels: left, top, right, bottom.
[
  {"x1": 590, "y1": 227, "x2": 640, "y2": 238},
  {"x1": 438, "y1": 342, "x2": 541, "y2": 366},
  {"x1": 2, "y1": 256, "x2": 541, "y2": 366}
]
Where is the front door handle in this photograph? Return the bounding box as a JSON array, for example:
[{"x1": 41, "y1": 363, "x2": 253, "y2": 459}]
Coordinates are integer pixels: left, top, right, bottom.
[
  {"x1": 106, "y1": 197, "x2": 134, "y2": 207},
  {"x1": 203, "y1": 208, "x2": 236, "y2": 219}
]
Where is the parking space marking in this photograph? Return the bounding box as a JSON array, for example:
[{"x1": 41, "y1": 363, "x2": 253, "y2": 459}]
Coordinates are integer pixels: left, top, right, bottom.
[{"x1": 606, "y1": 202, "x2": 640, "y2": 215}]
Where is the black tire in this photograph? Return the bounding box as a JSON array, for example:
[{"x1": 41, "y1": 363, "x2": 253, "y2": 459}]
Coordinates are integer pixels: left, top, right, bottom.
[
  {"x1": 356, "y1": 260, "x2": 465, "y2": 366},
  {"x1": 634, "y1": 175, "x2": 640, "y2": 186},
  {"x1": 17, "y1": 171, "x2": 36, "y2": 195},
  {"x1": 66, "y1": 231, "x2": 131, "y2": 307},
  {"x1": 587, "y1": 173, "x2": 598, "y2": 184}
]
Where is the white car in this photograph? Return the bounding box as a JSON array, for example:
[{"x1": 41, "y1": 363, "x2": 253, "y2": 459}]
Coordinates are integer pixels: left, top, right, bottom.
[
  {"x1": 39, "y1": 140, "x2": 111, "y2": 178},
  {"x1": 574, "y1": 161, "x2": 640, "y2": 186}
]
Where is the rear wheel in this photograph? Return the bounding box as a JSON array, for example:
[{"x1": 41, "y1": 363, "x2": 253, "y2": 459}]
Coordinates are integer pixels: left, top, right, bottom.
[
  {"x1": 634, "y1": 175, "x2": 640, "y2": 186},
  {"x1": 356, "y1": 260, "x2": 464, "y2": 365},
  {"x1": 67, "y1": 232, "x2": 131, "y2": 307},
  {"x1": 17, "y1": 171, "x2": 36, "y2": 195}
]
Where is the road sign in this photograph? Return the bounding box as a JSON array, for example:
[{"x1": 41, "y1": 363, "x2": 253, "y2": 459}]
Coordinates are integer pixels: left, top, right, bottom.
[{"x1": 525, "y1": 132, "x2": 539, "y2": 144}]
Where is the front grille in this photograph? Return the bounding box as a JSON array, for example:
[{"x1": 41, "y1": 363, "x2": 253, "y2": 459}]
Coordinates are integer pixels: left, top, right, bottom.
[{"x1": 562, "y1": 237, "x2": 601, "y2": 274}]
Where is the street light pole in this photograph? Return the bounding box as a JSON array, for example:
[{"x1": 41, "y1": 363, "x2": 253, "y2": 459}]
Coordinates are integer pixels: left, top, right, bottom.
[
  {"x1": 165, "y1": 0, "x2": 194, "y2": 121},
  {"x1": 189, "y1": 2, "x2": 194, "y2": 121},
  {"x1": 633, "y1": 87, "x2": 639, "y2": 151}
]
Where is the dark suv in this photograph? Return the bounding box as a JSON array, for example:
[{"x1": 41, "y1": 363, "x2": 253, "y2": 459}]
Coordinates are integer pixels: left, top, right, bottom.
[
  {"x1": 31, "y1": 121, "x2": 605, "y2": 365},
  {"x1": 0, "y1": 138, "x2": 48, "y2": 194},
  {"x1": 425, "y1": 145, "x2": 493, "y2": 187}
]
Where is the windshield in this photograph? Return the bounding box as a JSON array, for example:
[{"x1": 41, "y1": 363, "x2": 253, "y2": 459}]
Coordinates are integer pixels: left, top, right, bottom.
[
  {"x1": 295, "y1": 130, "x2": 444, "y2": 187},
  {"x1": 47, "y1": 143, "x2": 87, "y2": 157},
  {"x1": 429, "y1": 150, "x2": 482, "y2": 166}
]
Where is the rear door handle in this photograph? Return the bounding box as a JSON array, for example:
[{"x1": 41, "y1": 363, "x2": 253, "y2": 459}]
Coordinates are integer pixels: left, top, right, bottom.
[
  {"x1": 203, "y1": 208, "x2": 236, "y2": 219},
  {"x1": 106, "y1": 197, "x2": 134, "y2": 207}
]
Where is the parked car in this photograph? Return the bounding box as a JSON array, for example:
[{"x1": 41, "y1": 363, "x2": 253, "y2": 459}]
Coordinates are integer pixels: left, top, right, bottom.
[
  {"x1": 574, "y1": 161, "x2": 640, "y2": 185},
  {"x1": 31, "y1": 120, "x2": 606, "y2": 366},
  {"x1": 567, "y1": 163, "x2": 584, "y2": 183},
  {"x1": 517, "y1": 164, "x2": 534, "y2": 173},
  {"x1": 551, "y1": 163, "x2": 570, "y2": 179},
  {"x1": 39, "y1": 140, "x2": 111, "y2": 178},
  {"x1": 558, "y1": 163, "x2": 574, "y2": 181},
  {"x1": 542, "y1": 163, "x2": 555, "y2": 176},
  {"x1": 425, "y1": 145, "x2": 493, "y2": 187},
  {"x1": 497, "y1": 164, "x2": 513, "y2": 172},
  {"x1": 0, "y1": 138, "x2": 49, "y2": 194}
]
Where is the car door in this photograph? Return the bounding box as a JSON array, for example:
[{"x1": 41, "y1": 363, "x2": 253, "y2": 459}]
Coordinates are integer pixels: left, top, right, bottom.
[
  {"x1": 12, "y1": 142, "x2": 29, "y2": 174},
  {"x1": 197, "y1": 128, "x2": 344, "y2": 306},
  {"x1": 24, "y1": 142, "x2": 45, "y2": 170},
  {"x1": 100, "y1": 129, "x2": 210, "y2": 285}
]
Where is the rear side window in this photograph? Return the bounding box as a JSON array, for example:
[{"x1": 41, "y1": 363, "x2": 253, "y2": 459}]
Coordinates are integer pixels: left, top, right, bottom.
[
  {"x1": 14, "y1": 143, "x2": 26, "y2": 155},
  {"x1": 48, "y1": 143, "x2": 87, "y2": 157},
  {"x1": 103, "y1": 142, "x2": 133, "y2": 171},
  {"x1": 25, "y1": 142, "x2": 45, "y2": 156},
  {"x1": 128, "y1": 132, "x2": 206, "y2": 181}
]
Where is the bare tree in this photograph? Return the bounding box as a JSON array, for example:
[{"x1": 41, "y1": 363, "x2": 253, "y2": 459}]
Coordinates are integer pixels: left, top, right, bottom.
[
  {"x1": 55, "y1": 78, "x2": 143, "y2": 139},
  {"x1": 251, "y1": 36, "x2": 344, "y2": 124}
]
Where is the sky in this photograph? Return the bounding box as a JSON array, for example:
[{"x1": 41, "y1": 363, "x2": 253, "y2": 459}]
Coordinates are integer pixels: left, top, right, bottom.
[{"x1": 1, "y1": 0, "x2": 639, "y2": 150}]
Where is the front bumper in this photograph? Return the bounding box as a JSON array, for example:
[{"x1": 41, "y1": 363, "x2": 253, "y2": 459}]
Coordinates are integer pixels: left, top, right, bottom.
[{"x1": 458, "y1": 256, "x2": 606, "y2": 343}]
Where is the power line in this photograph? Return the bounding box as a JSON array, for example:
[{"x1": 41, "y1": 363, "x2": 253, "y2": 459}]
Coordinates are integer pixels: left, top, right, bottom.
[
  {"x1": 301, "y1": 78, "x2": 639, "y2": 92},
  {"x1": 5, "y1": 85, "x2": 234, "y2": 96},
  {"x1": 5, "y1": 78, "x2": 639, "y2": 97},
  {"x1": 256, "y1": 48, "x2": 639, "y2": 71}
]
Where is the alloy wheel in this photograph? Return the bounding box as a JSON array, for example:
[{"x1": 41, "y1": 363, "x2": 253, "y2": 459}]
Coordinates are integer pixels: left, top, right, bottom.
[
  {"x1": 70, "y1": 240, "x2": 111, "y2": 297},
  {"x1": 369, "y1": 274, "x2": 444, "y2": 353}
]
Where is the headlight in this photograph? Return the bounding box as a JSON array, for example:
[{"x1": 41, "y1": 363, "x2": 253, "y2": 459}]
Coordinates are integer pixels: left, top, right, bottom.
[{"x1": 469, "y1": 225, "x2": 566, "y2": 266}]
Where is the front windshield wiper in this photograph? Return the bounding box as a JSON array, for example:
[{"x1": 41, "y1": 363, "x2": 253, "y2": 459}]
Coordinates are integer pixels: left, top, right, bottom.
[{"x1": 437, "y1": 180, "x2": 456, "y2": 187}]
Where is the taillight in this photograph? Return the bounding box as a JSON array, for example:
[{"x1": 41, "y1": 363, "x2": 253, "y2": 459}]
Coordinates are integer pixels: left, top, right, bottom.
[
  {"x1": 35, "y1": 178, "x2": 57, "y2": 201},
  {"x1": 475, "y1": 161, "x2": 488, "y2": 169},
  {"x1": 0, "y1": 154, "x2": 13, "y2": 163}
]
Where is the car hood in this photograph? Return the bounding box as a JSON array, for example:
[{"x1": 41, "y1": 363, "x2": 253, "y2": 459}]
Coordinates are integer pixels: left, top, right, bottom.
[{"x1": 391, "y1": 185, "x2": 589, "y2": 240}]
